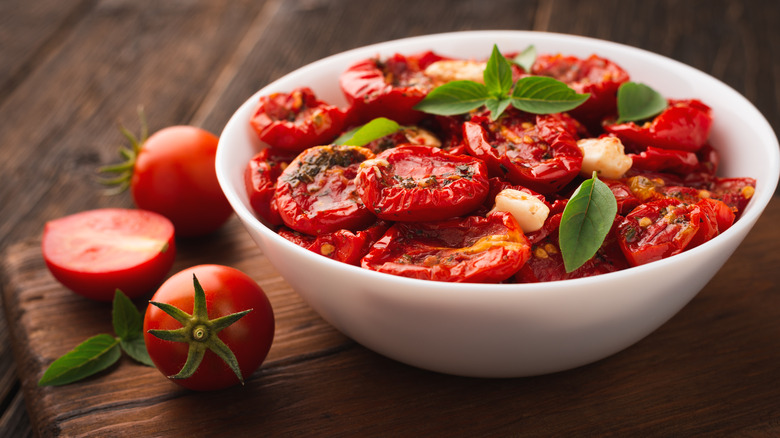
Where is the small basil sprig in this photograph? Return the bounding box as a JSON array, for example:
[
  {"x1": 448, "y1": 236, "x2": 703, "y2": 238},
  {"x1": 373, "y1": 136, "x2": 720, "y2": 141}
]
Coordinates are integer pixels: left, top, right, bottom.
[
  {"x1": 335, "y1": 117, "x2": 401, "y2": 146},
  {"x1": 559, "y1": 173, "x2": 618, "y2": 273},
  {"x1": 38, "y1": 290, "x2": 153, "y2": 387},
  {"x1": 414, "y1": 44, "x2": 590, "y2": 120},
  {"x1": 616, "y1": 82, "x2": 667, "y2": 123}
]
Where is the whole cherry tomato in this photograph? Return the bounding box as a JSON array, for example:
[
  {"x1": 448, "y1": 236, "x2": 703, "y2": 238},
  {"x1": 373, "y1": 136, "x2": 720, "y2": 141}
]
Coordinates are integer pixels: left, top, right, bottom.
[
  {"x1": 244, "y1": 148, "x2": 296, "y2": 227},
  {"x1": 130, "y1": 125, "x2": 233, "y2": 237},
  {"x1": 41, "y1": 208, "x2": 175, "y2": 301},
  {"x1": 355, "y1": 144, "x2": 490, "y2": 222},
  {"x1": 250, "y1": 87, "x2": 346, "y2": 154},
  {"x1": 339, "y1": 51, "x2": 447, "y2": 125},
  {"x1": 463, "y1": 110, "x2": 583, "y2": 194},
  {"x1": 531, "y1": 53, "x2": 630, "y2": 130},
  {"x1": 604, "y1": 99, "x2": 713, "y2": 152},
  {"x1": 361, "y1": 212, "x2": 531, "y2": 283},
  {"x1": 274, "y1": 145, "x2": 376, "y2": 235},
  {"x1": 278, "y1": 220, "x2": 389, "y2": 265},
  {"x1": 144, "y1": 265, "x2": 275, "y2": 391}
]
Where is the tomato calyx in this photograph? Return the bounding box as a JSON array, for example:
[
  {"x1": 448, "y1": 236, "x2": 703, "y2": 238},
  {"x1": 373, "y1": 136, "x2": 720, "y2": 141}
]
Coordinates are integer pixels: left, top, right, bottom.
[
  {"x1": 147, "y1": 274, "x2": 252, "y2": 384},
  {"x1": 98, "y1": 107, "x2": 149, "y2": 193}
]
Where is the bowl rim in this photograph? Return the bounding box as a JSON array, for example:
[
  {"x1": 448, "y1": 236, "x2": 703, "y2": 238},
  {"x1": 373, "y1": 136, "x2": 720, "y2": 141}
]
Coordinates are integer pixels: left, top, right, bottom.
[{"x1": 217, "y1": 30, "x2": 780, "y2": 296}]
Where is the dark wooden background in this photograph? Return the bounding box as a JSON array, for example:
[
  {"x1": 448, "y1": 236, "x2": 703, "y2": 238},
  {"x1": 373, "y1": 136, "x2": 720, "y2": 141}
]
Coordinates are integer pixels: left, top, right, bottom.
[{"x1": 2, "y1": 0, "x2": 779, "y2": 436}]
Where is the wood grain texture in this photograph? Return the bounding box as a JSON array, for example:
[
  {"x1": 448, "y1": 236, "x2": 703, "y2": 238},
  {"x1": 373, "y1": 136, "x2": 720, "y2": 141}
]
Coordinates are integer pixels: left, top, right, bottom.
[{"x1": 1, "y1": 0, "x2": 779, "y2": 436}]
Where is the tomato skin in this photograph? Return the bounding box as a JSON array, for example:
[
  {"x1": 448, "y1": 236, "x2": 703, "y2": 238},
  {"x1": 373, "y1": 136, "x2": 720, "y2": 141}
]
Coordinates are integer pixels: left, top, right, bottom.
[
  {"x1": 131, "y1": 126, "x2": 233, "y2": 238},
  {"x1": 463, "y1": 111, "x2": 583, "y2": 194},
  {"x1": 340, "y1": 51, "x2": 446, "y2": 125},
  {"x1": 361, "y1": 212, "x2": 531, "y2": 283},
  {"x1": 628, "y1": 146, "x2": 700, "y2": 175},
  {"x1": 604, "y1": 99, "x2": 713, "y2": 152},
  {"x1": 250, "y1": 87, "x2": 346, "y2": 153},
  {"x1": 41, "y1": 208, "x2": 175, "y2": 301},
  {"x1": 356, "y1": 145, "x2": 489, "y2": 222},
  {"x1": 275, "y1": 145, "x2": 376, "y2": 235},
  {"x1": 143, "y1": 265, "x2": 275, "y2": 391},
  {"x1": 278, "y1": 220, "x2": 389, "y2": 265},
  {"x1": 244, "y1": 148, "x2": 296, "y2": 227}
]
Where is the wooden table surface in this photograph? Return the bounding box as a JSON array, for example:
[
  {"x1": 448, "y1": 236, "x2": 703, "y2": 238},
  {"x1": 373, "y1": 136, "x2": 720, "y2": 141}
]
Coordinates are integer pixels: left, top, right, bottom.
[{"x1": 2, "y1": 1, "x2": 779, "y2": 436}]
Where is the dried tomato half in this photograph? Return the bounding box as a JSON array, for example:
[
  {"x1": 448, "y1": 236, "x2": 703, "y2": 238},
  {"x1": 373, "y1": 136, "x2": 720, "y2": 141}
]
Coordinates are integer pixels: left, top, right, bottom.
[
  {"x1": 604, "y1": 99, "x2": 713, "y2": 153},
  {"x1": 462, "y1": 110, "x2": 583, "y2": 194},
  {"x1": 361, "y1": 212, "x2": 531, "y2": 283},
  {"x1": 355, "y1": 144, "x2": 489, "y2": 222},
  {"x1": 275, "y1": 145, "x2": 376, "y2": 235},
  {"x1": 339, "y1": 51, "x2": 447, "y2": 125},
  {"x1": 250, "y1": 87, "x2": 346, "y2": 153},
  {"x1": 278, "y1": 220, "x2": 390, "y2": 265},
  {"x1": 531, "y1": 53, "x2": 630, "y2": 130},
  {"x1": 244, "y1": 148, "x2": 297, "y2": 226}
]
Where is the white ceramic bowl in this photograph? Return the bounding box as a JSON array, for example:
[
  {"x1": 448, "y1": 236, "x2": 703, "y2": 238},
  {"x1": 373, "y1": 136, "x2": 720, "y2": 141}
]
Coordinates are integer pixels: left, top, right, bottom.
[{"x1": 216, "y1": 31, "x2": 780, "y2": 378}]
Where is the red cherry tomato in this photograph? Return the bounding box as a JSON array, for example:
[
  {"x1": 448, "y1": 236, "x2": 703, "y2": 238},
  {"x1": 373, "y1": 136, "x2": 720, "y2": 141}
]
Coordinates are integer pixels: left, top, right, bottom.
[
  {"x1": 361, "y1": 212, "x2": 531, "y2": 283},
  {"x1": 274, "y1": 145, "x2": 376, "y2": 235},
  {"x1": 250, "y1": 87, "x2": 346, "y2": 153},
  {"x1": 41, "y1": 208, "x2": 175, "y2": 301},
  {"x1": 278, "y1": 220, "x2": 390, "y2": 265},
  {"x1": 531, "y1": 53, "x2": 630, "y2": 130},
  {"x1": 339, "y1": 51, "x2": 446, "y2": 125},
  {"x1": 463, "y1": 110, "x2": 583, "y2": 194},
  {"x1": 131, "y1": 126, "x2": 233, "y2": 237},
  {"x1": 604, "y1": 99, "x2": 713, "y2": 152},
  {"x1": 244, "y1": 148, "x2": 296, "y2": 227},
  {"x1": 708, "y1": 177, "x2": 756, "y2": 219},
  {"x1": 143, "y1": 265, "x2": 275, "y2": 391},
  {"x1": 629, "y1": 146, "x2": 700, "y2": 175},
  {"x1": 356, "y1": 145, "x2": 490, "y2": 222}
]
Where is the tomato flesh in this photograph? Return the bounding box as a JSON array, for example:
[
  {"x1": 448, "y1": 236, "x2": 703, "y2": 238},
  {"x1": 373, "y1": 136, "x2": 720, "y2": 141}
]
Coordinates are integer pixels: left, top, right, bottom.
[{"x1": 41, "y1": 208, "x2": 175, "y2": 301}]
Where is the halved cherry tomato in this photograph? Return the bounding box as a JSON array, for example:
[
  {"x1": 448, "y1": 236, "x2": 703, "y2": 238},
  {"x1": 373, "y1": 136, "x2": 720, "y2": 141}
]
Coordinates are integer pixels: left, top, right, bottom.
[
  {"x1": 515, "y1": 213, "x2": 629, "y2": 282},
  {"x1": 41, "y1": 208, "x2": 175, "y2": 301},
  {"x1": 339, "y1": 51, "x2": 447, "y2": 125},
  {"x1": 602, "y1": 178, "x2": 641, "y2": 215},
  {"x1": 617, "y1": 198, "x2": 708, "y2": 266},
  {"x1": 462, "y1": 110, "x2": 583, "y2": 194},
  {"x1": 531, "y1": 53, "x2": 630, "y2": 130},
  {"x1": 275, "y1": 145, "x2": 376, "y2": 235},
  {"x1": 244, "y1": 148, "x2": 296, "y2": 227},
  {"x1": 629, "y1": 146, "x2": 700, "y2": 175},
  {"x1": 604, "y1": 99, "x2": 713, "y2": 152},
  {"x1": 278, "y1": 220, "x2": 389, "y2": 265},
  {"x1": 708, "y1": 177, "x2": 756, "y2": 218},
  {"x1": 143, "y1": 265, "x2": 274, "y2": 391},
  {"x1": 250, "y1": 87, "x2": 346, "y2": 153},
  {"x1": 355, "y1": 144, "x2": 489, "y2": 222},
  {"x1": 361, "y1": 212, "x2": 531, "y2": 283}
]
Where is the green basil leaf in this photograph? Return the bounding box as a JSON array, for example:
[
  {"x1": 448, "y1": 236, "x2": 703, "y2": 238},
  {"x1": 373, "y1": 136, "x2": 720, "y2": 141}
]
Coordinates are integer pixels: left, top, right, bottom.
[
  {"x1": 512, "y1": 45, "x2": 537, "y2": 72},
  {"x1": 616, "y1": 82, "x2": 667, "y2": 123},
  {"x1": 112, "y1": 289, "x2": 143, "y2": 340},
  {"x1": 413, "y1": 80, "x2": 489, "y2": 115},
  {"x1": 120, "y1": 337, "x2": 154, "y2": 367},
  {"x1": 510, "y1": 76, "x2": 590, "y2": 114},
  {"x1": 484, "y1": 96, "x2": 512, "y2": 121},
  {"x1": 339, "y1": 117, "x2": 401, "y2": 146},
  {"x1": 484, "y1": 44, "x2": 513, "y2": 98},
  {"x1": 559, "y1": 173, "x2": 618, "y2": 273},
  {"x1": 38, "y1": 334, "x2": 121, "y2": 386}
]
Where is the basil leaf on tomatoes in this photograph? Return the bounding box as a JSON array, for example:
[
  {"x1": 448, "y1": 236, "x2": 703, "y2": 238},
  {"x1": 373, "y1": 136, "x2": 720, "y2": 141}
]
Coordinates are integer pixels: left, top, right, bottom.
[
  {"x1": 616, "y1": 82, "x2": 667, "y2": 123},
  {"x1": 413, "y1": 80, "x2": 490, "y2": 115},
  {"x1": 559, "y1": 173, "x2": 618, "y2": 273},
  {"x1": 512, "y1": 45, "x2": 537, "y2": 72},
  {"x1": 510, "y1": 76, "x2": 591, "y2": 114},
  {"x1": 337, "y1": 117, "x2": 401, "y2": 146}
]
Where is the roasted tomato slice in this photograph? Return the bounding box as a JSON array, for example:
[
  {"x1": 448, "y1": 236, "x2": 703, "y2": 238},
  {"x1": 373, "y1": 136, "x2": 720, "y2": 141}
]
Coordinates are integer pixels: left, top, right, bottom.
[
  {"x1": 515, "y1": 213, "x2": 630, "y2": 282},
  {"x1": 275, "y1": 145, "x2": 376, "y2": 235},
  {"x1": 361, "y1": 212, "x2": 531, "y2": 283},
  {"x1": 278, "y1": 220, "x2": 389, "y2": 266},
  {"x1": 360, "y1": 125, "x2": 442, "y2": 154},
  {"x1": 250, "y1": 87, "x2": 346, "y2": 153},
  {"x1": 244, "y1": 148, "x2": 297, "y2": 226},
  {"x1": 628, "y1": 146, "x2": 700, "y2": 175},
  {"x1": 708, "y1": 177, "x2": 756, "y2": 218},
  {"x1": 616, "y1": 198, "x2": 714, "y2": 266},
  {"x1": 355, "y1": 144, "x2": 489, "y2": 222},
  {"x1": 604, "y1": 99, "x2": 713, "y2": 153},
  {"x1": 531, "y1": 53, "x2": 630, "y2": 130},
  {"x1": 462, "y1": 110, "x2": 583, "y2": 194},
  {"x1": 339, "y1": 51, "x2": 446, "y2": 125}
]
